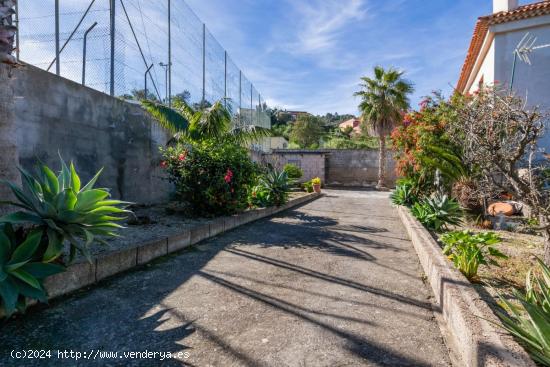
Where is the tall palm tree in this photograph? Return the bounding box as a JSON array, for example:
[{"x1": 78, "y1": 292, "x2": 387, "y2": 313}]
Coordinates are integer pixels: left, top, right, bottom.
[
  {"x1": 141, "y1": 97, "x2": 270, "y2": 146},
  {"x1": 354, "y1": 66, "x2": 413, "y2": 189},
  {"x1": 0, "y1": 0, "x2": 20, "y2": 216}
]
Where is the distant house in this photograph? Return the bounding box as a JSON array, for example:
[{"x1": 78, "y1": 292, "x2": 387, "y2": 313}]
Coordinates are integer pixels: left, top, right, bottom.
[
  {"x1": 338, "y1": 118, "x2": 361, "y2": 135},
  {"x1": 277, "y1": 110, "x2": 309, "y2": 122},
  {"x1": 457, "y1": 0, "x2": 550, "y2": 150}
]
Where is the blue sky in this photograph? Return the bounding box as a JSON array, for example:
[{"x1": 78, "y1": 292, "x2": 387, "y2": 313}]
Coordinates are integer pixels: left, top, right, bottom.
[{"x1": 184, "y1": 0, "x2": 526, "y2": 115}]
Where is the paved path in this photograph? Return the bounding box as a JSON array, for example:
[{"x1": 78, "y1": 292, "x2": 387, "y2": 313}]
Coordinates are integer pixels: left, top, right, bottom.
[{"x1": 0, "y1": 189, "x2": 450, "y2": 366}]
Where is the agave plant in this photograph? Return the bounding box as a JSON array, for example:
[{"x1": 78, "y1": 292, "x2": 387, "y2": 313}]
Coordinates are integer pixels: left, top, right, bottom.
[
  {"x1": 257, "y1": 169, "x2": 290, "y2": 207},
  {"x1": 0, "y1": 223, "x2": 65, "y2": 316},
  {"x1": 390, "y1": 179, "x2": 418, "y2": 207},
  {"x1": 497, "y1": 258, "x2": 550, "y2": 365},
  {"x1": 141, "y1": 98, "x2": 270, "y2": 146},
  {"x1": 410, "y1": 194, "x2": 463, "y2": 231},
  {"x1": 0, "y1": 157, "x2": 131, "y2": 263}
]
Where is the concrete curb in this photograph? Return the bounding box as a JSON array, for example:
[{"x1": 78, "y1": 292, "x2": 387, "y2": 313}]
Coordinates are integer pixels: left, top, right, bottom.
[
  {"x1": 43, "y1": 192, "x2": 322, "y2": 300},
  {"x1": 397, "y1": 206, "x2": 535, "y2": 367}
]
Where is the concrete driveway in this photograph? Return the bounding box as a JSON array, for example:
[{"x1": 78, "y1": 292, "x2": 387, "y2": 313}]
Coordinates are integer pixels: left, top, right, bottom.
[{"x1": 0, "y1": 189, "x2": 450, "y2": 366}]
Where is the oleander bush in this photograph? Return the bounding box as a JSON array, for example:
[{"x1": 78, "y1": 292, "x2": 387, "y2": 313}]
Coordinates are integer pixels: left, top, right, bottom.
[
  {"x1": 441, "y1": 230, "x2": 507, "y2": 280},
  {"x1": 161, "y1": 140, "x2": 258, "y2": 217}
]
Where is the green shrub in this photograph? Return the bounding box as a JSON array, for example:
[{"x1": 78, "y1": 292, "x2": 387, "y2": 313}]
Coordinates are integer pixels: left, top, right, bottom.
[
  {"x1": 0, "y1": 158, "x2": 130, "y2": 263},
  {"x1": 249, "y1": 169, "x2": 290, "y2": 207},
  {"x1": 161, "y1": 140, "x2": 258, "y2": 217},
  {"x1": 390, "y1": 179, "x2": 418, "y2": 207},
  {"x1": 440, "y1": 230, "x2": 507, "y2": 281},
  {"x1": 0, "y1": 223, "x2": 65, "y2": 316},
  {"x1": 410, "y1": 194, "x2": 462, "y2": 231},
  {"x1": 303, "y1": 181, "x2": 314, "y2": 193},
  {"x1": 283, "y1": 164, "x2": 303, "y2": 181},
  {"x1": 497, "y1": 258, "x2": 550, "y2": 365}
]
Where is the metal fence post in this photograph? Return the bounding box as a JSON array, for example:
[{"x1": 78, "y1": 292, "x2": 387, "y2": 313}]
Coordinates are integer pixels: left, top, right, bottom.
[
  {"x1": 168, "y1": 0, "x2": 172, "y2": 107},
  {"x1": 224, "y1": 50, "x2": 227, "y2": 107},
  {"x1": 250, "y1": 84, "x2": 253, "y2": 126},
  {"x1": 109, "y1": 0, "x2": 115, "y2": 96},
  {"x1": 55, "y1": 0, "x2": 60, "y2": 75},
  {"x1": 202, "y1": 23, "x2": 206, "y2": 104},
  {"x1": 239, "y1": 70, "x2": 242, "y2": 124},
  {"x1": 82, "y1": 22, "x2": 97, "y2": 85},
  {"x1": 144, "y1": 63, "x2": 153, "y2": 99},
  {"x1": 15, "y1": 0, "x2": 19, "y2": 61}
]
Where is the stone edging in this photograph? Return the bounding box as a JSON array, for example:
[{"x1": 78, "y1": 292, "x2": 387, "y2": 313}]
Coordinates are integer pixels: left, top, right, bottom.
[
  {"x1": 397, "y1": 206, "x2": 535, "y2": 367},
  {"x1": 43, "y1": 192, "x2": 322, "y2": 300}
]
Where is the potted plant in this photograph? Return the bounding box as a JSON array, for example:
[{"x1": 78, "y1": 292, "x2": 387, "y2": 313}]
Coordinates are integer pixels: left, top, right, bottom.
[{"x1": 312, "y1": 177, "x2": 322, "y2": 193}]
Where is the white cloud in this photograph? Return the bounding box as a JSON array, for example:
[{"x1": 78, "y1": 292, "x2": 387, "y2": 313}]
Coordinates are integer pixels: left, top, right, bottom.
[{"x1": 284, "y1": 0, "x2": 368, "y2": 54}]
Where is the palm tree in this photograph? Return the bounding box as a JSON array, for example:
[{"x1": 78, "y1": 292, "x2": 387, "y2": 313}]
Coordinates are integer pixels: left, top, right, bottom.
[
  {"x1": 354, "y1": 66, "x2": 414, "y2": 189},
  {"x1": 141, "y1": 98, "x2": 270, "y2": 146},
  {"x1": 0, "y1": 0, "x2": 20, "y2": 216}
]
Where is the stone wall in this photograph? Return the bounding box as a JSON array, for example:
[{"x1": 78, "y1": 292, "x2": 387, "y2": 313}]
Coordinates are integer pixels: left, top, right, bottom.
[
  {"x1": 262, "y1": 151, "x2": 327, "y2": 183},
  {"x1": 12, "y1": 65, "x2": 172, "y2": 203}
]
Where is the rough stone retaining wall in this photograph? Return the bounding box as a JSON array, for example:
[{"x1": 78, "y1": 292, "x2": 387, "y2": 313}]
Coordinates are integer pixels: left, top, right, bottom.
[
  {"x1": 43, "y1": 192, "x2": 322, "y2": 300},
  {"x1": 13, "y1": 64, "x2": 172, "y2": 203},
  {"x1": 397, "y1": 206, "x2": 535, "y2": 367}
]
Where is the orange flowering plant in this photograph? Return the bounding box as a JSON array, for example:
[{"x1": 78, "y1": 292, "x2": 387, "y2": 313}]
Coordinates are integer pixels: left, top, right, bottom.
[{"x1": 391, "y1": 92, "x2": 466, "y2": 195}]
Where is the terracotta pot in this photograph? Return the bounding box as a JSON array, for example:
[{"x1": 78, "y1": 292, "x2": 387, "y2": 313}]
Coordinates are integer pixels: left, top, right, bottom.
[{"x1": 313, "y1": 184, "x2": 321, "y2": 193}]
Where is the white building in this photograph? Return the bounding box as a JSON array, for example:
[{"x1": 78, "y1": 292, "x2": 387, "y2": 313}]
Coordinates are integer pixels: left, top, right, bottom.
[{"x1": 458, "y1": 1, "x2": 550, "y2": 111}]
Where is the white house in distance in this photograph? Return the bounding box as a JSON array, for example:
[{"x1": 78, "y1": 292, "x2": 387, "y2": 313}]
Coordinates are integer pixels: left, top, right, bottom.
[{"x1": 457, "y1": 0, "x2": 550, "y2": 107}]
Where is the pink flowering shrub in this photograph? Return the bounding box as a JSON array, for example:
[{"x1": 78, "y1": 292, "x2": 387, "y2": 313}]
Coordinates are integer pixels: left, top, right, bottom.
[{"x1": 160, "y1": 140, "x2": 258, "y2": 217}]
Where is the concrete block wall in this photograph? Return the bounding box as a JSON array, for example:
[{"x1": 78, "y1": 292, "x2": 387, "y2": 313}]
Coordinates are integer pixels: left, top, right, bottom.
[
  {"x1": 263, "y1": 151, "x2": 326, "y2": 183},
  {"x1": 325, "y1": 149, "x2": 397, "y2": 187},
  {"x1": 265, "y1": 149, "x2": 398, "y2": 187},
  {"x1": 12, "y1": 65, "x2": 172, "y2": 203}
]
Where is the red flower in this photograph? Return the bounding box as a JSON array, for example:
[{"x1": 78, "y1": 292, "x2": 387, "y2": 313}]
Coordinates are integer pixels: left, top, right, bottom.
[
  {"x1": 160, "y1": 161, "x2": 167, "y2": 168},
  {"x1": 178, "y1": 153, "x2": 187, "y2": 161},
  {"x1": 224, "y1": 169, "x2": 234, "y2": 183}
]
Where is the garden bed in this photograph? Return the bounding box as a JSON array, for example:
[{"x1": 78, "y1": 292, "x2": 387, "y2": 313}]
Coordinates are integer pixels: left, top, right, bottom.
[{"x1": 397, "y1": 205, "x2": 535, "y2": 367}]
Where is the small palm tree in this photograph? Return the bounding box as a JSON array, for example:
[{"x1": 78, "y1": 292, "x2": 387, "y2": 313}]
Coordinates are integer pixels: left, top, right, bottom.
[
  {"x1": 141, "y1": 97, "x2": 270, "y2": 146},
  {"x1": 355, "y1": 66, "x2": 413, "y2": 189},
  {"x1": 0, "y1": 0, "x2": 20, "y2": 216}
]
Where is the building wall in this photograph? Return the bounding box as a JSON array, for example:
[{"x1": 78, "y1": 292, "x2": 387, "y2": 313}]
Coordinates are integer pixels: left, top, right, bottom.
[
  {"x1": 468, "y1": 41, "x2": 496, "y2": 93},
  {"x1": 13, "y1": 65, "x2": 173, "y2": 203}
]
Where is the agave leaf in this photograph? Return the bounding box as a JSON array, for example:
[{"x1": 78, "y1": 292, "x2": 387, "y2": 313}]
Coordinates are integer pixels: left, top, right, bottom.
[
  {"x1": 74, "y1": 190, "x2": 110, "y2": 212},
  {"x1": 69, "y1": 162, "x2": 81, "y2": 192},
  {"x1": 14, "y1": 279, "x2": 47, "y2": 303},
  {"x1": 0, "y1": 278, "x2": 19, "y2": 315},
  {"x1": 40, "y1": 164, "x2": 60, "y2": 194},
  {"x1": 10, "y1": 268, "x2": 41, "y2": 289},
  {"x1": 42, "y1": 228, "x2": 64, "y2": 263},
  {"x1": 58, "y1": 155, "x2": 72, "y2": 191},
  {"x1": 80, "y1": 167, "x2": 103, "y2": 192},
  {"x1": 22, "y1": 262, "x2": 65, "y2": 279},
  {"x1": 10, "y1": 229, "x2": 42, "y2": 264}
]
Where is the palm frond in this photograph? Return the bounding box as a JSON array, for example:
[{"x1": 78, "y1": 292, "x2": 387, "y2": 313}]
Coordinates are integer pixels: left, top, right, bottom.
[{"x1": 141, "y1": 100, "x2": 190, "y2": 135}]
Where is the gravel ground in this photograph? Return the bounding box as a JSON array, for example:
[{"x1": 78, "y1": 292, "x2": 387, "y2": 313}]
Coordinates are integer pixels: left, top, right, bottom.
[{"x1": 0, "y1": 189, "x2": 450, "y2": 367}]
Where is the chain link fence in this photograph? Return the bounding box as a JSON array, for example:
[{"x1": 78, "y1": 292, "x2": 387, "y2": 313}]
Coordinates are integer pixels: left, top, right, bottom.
[{"x1": 17, "y1": 0, "x2": 271, "y2": 143}]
